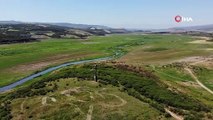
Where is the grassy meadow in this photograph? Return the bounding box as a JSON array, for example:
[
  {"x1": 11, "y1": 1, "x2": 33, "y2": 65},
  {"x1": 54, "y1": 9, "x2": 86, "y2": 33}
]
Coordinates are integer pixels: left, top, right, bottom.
[
  {"x1": 9, "y1": 78, "x2": 164, "y2": 120},
  {"x1": 0, "y1": 35, "x2": 144, "y2": 86},
  {"x1": 1, "y1": 34, "x2": 212, "y2": 87},
  {"x1": 119, "y1": 35, "x2": 213, "y2": 65},
  {"x1": 1, "y1": 34, "x2": 213, "y2": 86}
]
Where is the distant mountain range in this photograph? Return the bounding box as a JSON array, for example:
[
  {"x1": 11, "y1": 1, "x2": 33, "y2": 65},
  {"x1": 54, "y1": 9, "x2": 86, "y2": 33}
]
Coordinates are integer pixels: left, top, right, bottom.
[
  {"x1": 0, "y1": 21, "x2": 111, "y2": 30},
  {"x1": 0, "y1": 21, "x2": 23, "y2": 25},
  {"x1": 1, "y1": 21, "x2": 213, "y2": 33},
  {"x1": 0, "y1": 21, "x2": 131, "y2": 44},
  {"x1": 0, "y1": 21, "x2": 131, "y2": 35},
  {"x1": 169, "y1": 24, "x2": 213, "y2": 32},
  {"x1": 51, "y1": 23, "x2": 110, "y2": 30}
]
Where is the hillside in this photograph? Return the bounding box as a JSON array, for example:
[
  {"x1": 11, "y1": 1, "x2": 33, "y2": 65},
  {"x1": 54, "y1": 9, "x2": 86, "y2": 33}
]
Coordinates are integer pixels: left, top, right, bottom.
[
  {"x1": 1, "y1": 63, "x2": 213, "y2": 119},
  {"x1": 0, "y1": 23, "x2": 92, "y2": 44},
  {"x1": 0, "y1": 22, "x2": 130, "y2": 44},
  {"x1": 51, "y1": 23, "x2": 110, "y2": 30},
  {"x1": 2, "y1": 77, "x2": 164, "y2": 120}
]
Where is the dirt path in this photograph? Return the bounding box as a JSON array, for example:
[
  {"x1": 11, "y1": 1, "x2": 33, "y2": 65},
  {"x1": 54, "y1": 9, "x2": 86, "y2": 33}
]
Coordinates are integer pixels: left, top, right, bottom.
[
  {"x1": 42, "y1": 97, "x2": 47, "y2": 105},
  {"x1": 110, "y1": 94, "x2": 127, "y2": 107},
  {"x1": 51, "y1": 97, "x2": 57, "y2": 102},
  {"x1": 86, "y1": 105, "x2": 94, "y2": 120},
  {"x1": 165, "y1": 108, "x2": 184, "y2": 120},
  {"x1": 95, "y1": 91, "x2": 105, "y2": 99},
  {"x1": 185, "y1": 68, "x2": 213, "y2": 95},
  {"x1": 152, "y1": 65, "x2": 213, "y2": 94},
  {"x1": 20, "y1": 99, "x2": 26, "y2": 112},
  {"x1": 17, "y1": 99, "x2": 27, "y2": 119},
  {"x1": 102, "y1": 94, "x2": 127, "y2": 107},
  {"x1": 89, "y1": 92, "x2": 94, "y2": 100}
]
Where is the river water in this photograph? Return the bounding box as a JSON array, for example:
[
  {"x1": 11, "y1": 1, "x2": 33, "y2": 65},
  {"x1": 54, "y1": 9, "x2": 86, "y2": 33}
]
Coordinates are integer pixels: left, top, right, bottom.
[{"x1": 0, "y1": 57, "x2": 111, "y2": 92}]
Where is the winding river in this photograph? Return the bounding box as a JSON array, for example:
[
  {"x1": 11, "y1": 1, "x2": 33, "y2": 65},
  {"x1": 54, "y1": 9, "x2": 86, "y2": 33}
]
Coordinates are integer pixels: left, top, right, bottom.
[{"x1": 0, "y1": 57, "x2": 111, "y2": 93}]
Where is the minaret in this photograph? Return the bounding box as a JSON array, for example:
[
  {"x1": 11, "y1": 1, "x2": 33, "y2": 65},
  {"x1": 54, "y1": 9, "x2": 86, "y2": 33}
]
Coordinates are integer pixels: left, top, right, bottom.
[{"x1": 94, "y1": 64, "x2": 98, "y2": 82}]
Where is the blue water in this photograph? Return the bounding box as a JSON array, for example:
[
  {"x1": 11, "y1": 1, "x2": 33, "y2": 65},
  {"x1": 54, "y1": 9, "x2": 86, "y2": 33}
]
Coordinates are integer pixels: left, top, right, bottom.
[{"x1": 0, "y1": 57, "x2": 111, "y2": 93}]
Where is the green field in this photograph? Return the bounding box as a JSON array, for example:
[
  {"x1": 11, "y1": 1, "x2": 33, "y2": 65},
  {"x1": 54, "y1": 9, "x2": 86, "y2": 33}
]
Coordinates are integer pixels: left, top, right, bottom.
[
  {"x1": 1, "y1": 34, "x2": 213, "y2": 87},
  {"x1": 0, "y1": 35, "x2": 144, "y2": 86},
  {"x1": 1, "y1": 34, "x2": 213, "y2": 120},
  {"x1": 119, "y1": 35, "x2": 213, "y2": 65}
]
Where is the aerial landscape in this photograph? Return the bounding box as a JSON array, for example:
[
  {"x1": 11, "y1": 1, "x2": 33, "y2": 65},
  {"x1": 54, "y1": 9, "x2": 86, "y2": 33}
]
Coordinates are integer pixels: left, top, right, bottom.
[{"x1": 0, "y1": 0, "x2": 213, "y2": 120}]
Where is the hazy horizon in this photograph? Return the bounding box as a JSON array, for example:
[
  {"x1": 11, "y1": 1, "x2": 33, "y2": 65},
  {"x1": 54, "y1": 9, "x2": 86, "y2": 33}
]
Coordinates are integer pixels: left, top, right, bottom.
[{"x1": 0, "y1": 0, "x2": 213, "y2": 29}]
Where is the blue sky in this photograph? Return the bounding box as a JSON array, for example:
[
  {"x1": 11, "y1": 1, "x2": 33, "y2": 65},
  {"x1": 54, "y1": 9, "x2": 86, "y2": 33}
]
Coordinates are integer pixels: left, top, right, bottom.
[{"x1": 0, "y1": 0, "x2": 212, "y2": 29}]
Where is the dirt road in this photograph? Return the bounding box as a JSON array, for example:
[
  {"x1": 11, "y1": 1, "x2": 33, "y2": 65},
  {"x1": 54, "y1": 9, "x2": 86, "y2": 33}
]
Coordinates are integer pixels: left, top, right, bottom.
[
  {"x1": 185, "y1": 68, "x2": 213, "y2": 95},
  {"x1": 165, "y1": 108, "x2": 184, "y2": 120},
  {"x1": 86, "y1": 105, "x2": 94, "y2": 120}
]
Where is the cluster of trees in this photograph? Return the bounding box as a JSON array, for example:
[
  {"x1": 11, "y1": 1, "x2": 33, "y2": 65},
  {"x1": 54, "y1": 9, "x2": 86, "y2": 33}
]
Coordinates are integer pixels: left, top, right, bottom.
[
  {"x1": 95, "y1": 65, "x2": 209, "y2": 112},
  {"x1": 0, "y1": 24, "x2": 68, "y2": 44},
  {"x1": 0, "y1": 24, "x2": 93, "y2": 44},
  {"x1": 190, "y1": 65, "x2": 207, "y2": 74},
  {"x1": 1, "y1": 23, "x2": 129, "y2": 44},
  {"x1": 162, "y1": 62, "x2": 187, "y2": 69},
  {"x1": 114, "y1": 62, "x2": 159, "y2": 80},
  {"x1": 0, "y1": 31, "x2": 36, "y2": 44}
]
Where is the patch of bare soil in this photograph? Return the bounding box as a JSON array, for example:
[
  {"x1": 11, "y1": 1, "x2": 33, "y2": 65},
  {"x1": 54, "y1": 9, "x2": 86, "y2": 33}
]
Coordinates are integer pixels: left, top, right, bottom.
[
  {"x1": 61, "y1": 87, "x2": 81, "y2": 96},
  {"x1": 82, "y1": 42, "x2": 100, "y2": 44},
  {"x1": 176, "y1": 56, "x2": 207, "y2": 63},
  {"x1": 205, "y1": 48, "x2": 213, "y2": 51},
  {"x1": 12, "y1": 54, "x2": 73, "y2": 73},
  {"x1": 41, "y1": 96, "x2": 57, "y2": 105},
  {"x1": 42, "y1": 97, "x2": 47, "y2": 105},
  {"x1": 86, "y1": 105, "x2": 94, "y2": 120},
  {"x1": 51, "y1": 97, "x2": 57, "y2": 102},
  {"x1": 192, "y1": 36, "x2": 212, "y2": 40},
  {"x1": 176, "y1": 56, "x2": 213, "y2": 69},
  {"x1": 9, "y1": 52, "x2": 101, "y2": 74},
  {"x1": 189, "y1": 36, "x2": 213, "y2": 44},
  {"x1": 177, "y1": 81, "x2": 201, "y2": 88},
  {"x1": 77, "y1": 100, "x2": 87, "y2": 103},
  {"x1": 165, "y1": 108, "x2": 184, "y2": 120},
  {"x1": 192, "y1": 57, "x2": 213, "y2": 69},
  {"x1": 189, "y1": 40, "x2": 213, "y2": 44}
]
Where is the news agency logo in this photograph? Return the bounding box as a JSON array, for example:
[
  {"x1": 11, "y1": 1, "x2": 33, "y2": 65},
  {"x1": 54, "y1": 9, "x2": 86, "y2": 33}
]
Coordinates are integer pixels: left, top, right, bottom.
[{"x1": 175, "y1": 15, "x2": 193, "y2": 23}]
